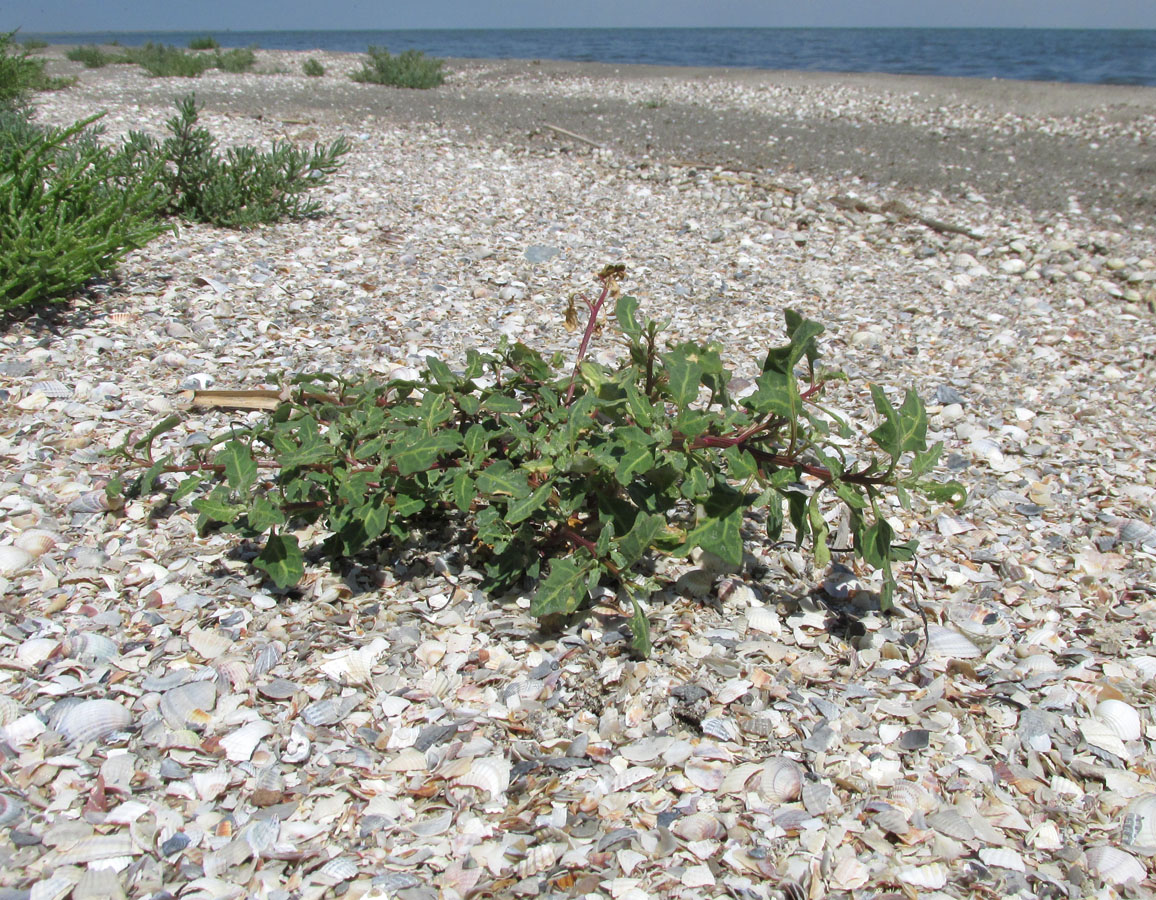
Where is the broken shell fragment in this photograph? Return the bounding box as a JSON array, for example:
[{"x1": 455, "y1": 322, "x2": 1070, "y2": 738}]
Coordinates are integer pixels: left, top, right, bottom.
[
  {"x1": 1085, "y1": 846, "x2": 1147, "y2": 886},
  {"x1": 1121, "y1": 794, "x2": 1156, "y2": 856},
  {"x1": 758, "y1": 758, "x2": 803, "y2": 803},
  {"x1": 56, "y1": 698, "x2": 133, "y2": 743},
  {"x1": 925, "y1": 625, "x2": 982, "y2": 659},
  {"x1": 1095, "y1": 699, "x2": 1142, "y2": 742}
]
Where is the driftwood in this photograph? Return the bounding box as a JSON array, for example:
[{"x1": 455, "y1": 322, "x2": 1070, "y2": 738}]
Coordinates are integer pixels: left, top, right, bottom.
[
  {"x1": 542, "y1": 123, "x2": 605, "y2": 149},
  {"x1": 830, "y1": 194, "x2": 983, "y2": 240}
]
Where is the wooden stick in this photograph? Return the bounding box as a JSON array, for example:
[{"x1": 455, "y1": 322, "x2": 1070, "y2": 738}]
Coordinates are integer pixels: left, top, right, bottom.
[{"x1": 542, "y1": 123, "x2": 605, "y2": 149}]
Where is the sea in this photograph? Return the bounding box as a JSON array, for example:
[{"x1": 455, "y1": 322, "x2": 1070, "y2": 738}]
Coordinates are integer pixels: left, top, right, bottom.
[{"x1": 19, "y1": 28, "x2": 1156, "y2": 87}]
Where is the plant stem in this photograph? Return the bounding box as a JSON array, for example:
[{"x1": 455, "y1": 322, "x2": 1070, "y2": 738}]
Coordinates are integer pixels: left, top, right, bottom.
[{"x1": 564, "y1": 277, "x2": 614, "y2": 406}]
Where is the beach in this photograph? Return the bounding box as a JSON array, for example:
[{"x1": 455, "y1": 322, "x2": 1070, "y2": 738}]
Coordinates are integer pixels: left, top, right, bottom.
[{"x1": 2, "y1": 46, "x2": 1156, "y2": 898}]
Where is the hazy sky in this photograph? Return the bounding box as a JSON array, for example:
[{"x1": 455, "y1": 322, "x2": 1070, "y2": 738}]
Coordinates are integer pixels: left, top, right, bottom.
[{"x1": 7, "y1": 0, "x2": 1156, "y2": 32}]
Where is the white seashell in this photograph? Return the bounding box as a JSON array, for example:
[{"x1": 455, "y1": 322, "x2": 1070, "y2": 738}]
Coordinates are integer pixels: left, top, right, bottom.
[
  {"x1": 683, "y1": 757, "x2": 727, "y2": 792},
  {"x1": 0, "y1": 793, "x2": 24, "y2": 826},
  {"x1": 455, "y1": 756, "x2": 510, "y2": 800},
  {"x1": 926, "y1": 808, "x2": 975, "y2": 841},
  {"x1": 830, "y1": 858, "x2": 869, "y2": 891},
  {"x1": 925, "y1": 625, "x2": 981, "y2": 659},
  {"x1": 671, "y1": 812, "x2": 725, "y2": 842},
  {"x1": 1080, "y1": 718, "x2": 1130, "y2": 759},
  {"x1": 282, "y1": 724, "x2": 311, "y2": 764},
  {"x1": 947, "y1": 601, "x2": 1011, "y2": 641},
  {"x1": 253, "y1": 642, "x2": 283, "y2": 677},
  {"x1": 1086, "y1": 845, "x2": 1147, "y2": 886},
  {"x1": 192, "y1": 765, "x2": 231, "y2": 801},
  {"x1": 515, "y1": 845, "x2": 557, "y2": 880},
  {"x1": 980, "y1": 847, "x2": 1026, "y2": 872},
  {"x1": 1095, "y1": 699, "x2": 1142, "y2": 742},
  {"x1": 242, "y1": 815, "x2": 281, "y2": 854},
  {"x1": 15, "y1": 528, "x2": 57, "y2": 558},
  {"x1": 62, "y1": 632, "x2": 119, "y2": 663},
  {"x1": 49, "y1": 833, "x2": 135, "y2": 865},
  {"x1": 0, "y1": 546, "x2": 34, "y2": 576},
  {"x1": 2, "y1": 712, "x2": 46, "y2": 746},
  {"x1": 66, "y1": 490, "x2": 120, "y2": 514},
  {"x1": 1122, "y1": 794, "x2": 1156, "y2": 856},
  {"x1": 187, "y1": 626, "x2": 233, "y2": 660},
  {"x1": 202, "y1": 839, "x2": 253, "y2": 879},
  {"x1": 301, "y1": 695, "x2": 357, "y2": 727},
  {"x1": 219, "y1": 720, "x2": 274, "y2": 762},
  {"x1": 28, "y1": 875, "x2": 75, "y2": 900},
  {"x1": 386, "y1": 747, "x2": 428, "y2": 773},
  {"x1": 700, "y1": 715, "x2": 739, "y2": 741},
  {"x1": 802, "y1": 781, "x2": 832, "y2": 815},
  {"x1": 897, "y1": 862, "x2": 949, "y2": 890},
  {"x1": 57, "y1": 699, "x2": 133, "y2": 743},
  {"x1": 746, "y1": 605, "x2": 782, "y2": 636},
  {"x1": 758, "y1": 757, "x2": 803, "y2": 803},
  {"x1": 16, "y1": 637, "x2": 59, "y2": 667},
  {"x1": 718, "y1": 762, "x2": 762, "y2": 795},
  {"x1": 889, "y1": 780, "x2": 938, "y2": 815},
  {"x1": 0, "y1": 695, "x2": 18, "y2": 726},
  {"x1": 28, "y1": 379, "x2": 71, "y2": 398},
  {"x1": 160, "y1": 680, "x2": 217, "y2": 730},
  {"x1": 317, "y1": 856, "x2": 360, "y2": 884}
]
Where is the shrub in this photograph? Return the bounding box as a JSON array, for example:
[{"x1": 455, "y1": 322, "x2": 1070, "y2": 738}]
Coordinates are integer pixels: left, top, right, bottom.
[
  {"x1": 125, "y1": 42, "x2": 215, "y2": 78},
  {"x1": 0, "y1": 113, "x2": 168, "y2": 313},
  {"x1": 20, "y1": 39, "x2": 47, "y2": 51},
  {"x1": 302, "y1": 57, "x2": 325, "y2": 77},
  {"x1": 67, "y1": 45, "x2": 117, "y2": 68},
  {"x1": 351, "y1": 46, "x2": 445, "y2": 89},
  {"x1": 1, "y1": 30, "x2": 71, "y2": 110},
  {"x1": 212, "y1": 47, "x2": 255, "y2": 73},
  {"x1": 115, "y1": 267, "x2": 965, "y2": 655},
  {"x1": 121, "y1": 95, "x2": 350, "y2": 227},
  {"x1": 188, "y1": 35, "x2": 219, "y2": 51}
]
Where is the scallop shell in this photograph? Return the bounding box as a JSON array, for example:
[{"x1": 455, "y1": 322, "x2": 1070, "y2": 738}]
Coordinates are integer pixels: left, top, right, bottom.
[
  {"x1": 802, "y1": 781, "x2": 832, "y2": 815},
  {"x1": 160, "y1": 680, "x2": 217, "y2": 730},
  {"x1": 829, "y1": 858, "x2": 869, "y2": 891},
  {"x1": 282, "y1": 724, "x2": 311, "y2": 763},
  {"x1": 252, "y1": 642, "x2": 283, "y2": 678},
  {"x1": 0, "y1": 793, "x2": 24, "y2": 827},
  {"x1": 2, "y1": 712, "x2": 46, "y2": 746},
  {"x1": 684, "y1": 757, "x2": 727, "y2": 792},
  {"x1": 515, "y1": 845, "x2": 557, "y2": 880},
  {"x1": 193, "y1": 766, "x2": 231, "y2": 802},
  {"x1": 455, "y1": 756, "x2": 510, "y2": 800},
  {"x1": 896, "y1": 862, "x2": 949, "y2": 889},
  {"x1": 219, "y1": 720, "x2": 274, "y2": 763},
  {"x1": 758, "y1": 758, "x2": 803, "y2": 803},
  {"x1": 56, "y1": 699, "x2": 133, "y2": 743},
  {"x1": 889, "y1": 780, "x2": 938, "y2": 815},
  {"x1": 66, "y1": 489, "x2": 121, "y2": 514},
  {"x1": 947, "y1": 601, "x2": 1011, "y2": 641},
  {"x1": 1085, "y1": 846, "x2": 1147, "y2": 886},
  {"x1": 0, "y1": 695, "x2": 18, "y2": 726},
  {"x1": 27, "y1": 875, "x2": 74, "y2": 900},
  {"x1": 718, "y1": 762, "x2": 762, "y2": 795},
  {"x1": 980, "y1": 846, "x2": 1026, "y2": 872},
  {"x1": 242, "y1": 815, "x2": 281, "y2": 854},
  {"x1": 701, "y1": 716, "x2": 739, "y2": 742},
  {"x1": 926, "y1": 808, "x2": 976, "y2": 841},
  {"x1": 16, "y1": 637, "x2": 59, "y2": 667},
  {"x1": 0, "y1": 546, "x2": 34, "y2": 576},
  {"x1": 1095, "y1": 699, "x2": 1142, "y2": 742},
  {"x1": 671, "y1": 812, "x2": 725, "y2": 842},
  {"x1": 301, "y1": 696, "x2": 356, "y2": 727},
  {"x1": 1122, "y1": 794, "x2": 1156, "y2": 856},
  {"x1": 187, "y1": 626, "x2": 233, "y2": 660},
  {"x1": 925, "y1": 625, "x2": 981, "y2": 659},
  {"x1": 62, "y1": 632, "x2": 119, "y2": 663},
  {"x1": 28, "y1": 379, "x2": 71, "y2": 398},
  {"x1": 49, "y1": 832, "x2": 135, "y2": 865},
  {"x1": 316, "y1": 856, "x2": 360, "y2": 884},
  {"x1": 14, "y1": 528, "x2": 57, "y2": 558},
  {"x1": 386, "y1": 747, "x2": 428, "y2": 773},
  {"x1": 746, "y1": 605, "x2": 782, "y2": 636}
]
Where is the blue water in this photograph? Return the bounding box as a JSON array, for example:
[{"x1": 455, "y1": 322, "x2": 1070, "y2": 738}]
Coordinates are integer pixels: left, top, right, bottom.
[{"x1": 19, "y1": 28, "x2": 1156, "y2": 87}]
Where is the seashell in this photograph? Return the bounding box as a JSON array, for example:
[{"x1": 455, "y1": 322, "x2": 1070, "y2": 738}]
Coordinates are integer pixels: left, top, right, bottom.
[
  {"x1": 15, "y1": 528, "x2": 57, "y2": 558},
  {"x1": 17, "y1": 637, "x2": 59, "y2": 667},
  {"x1": 386, "y1": 747, "x2": 428, "y2": 773},
  {"x1": 219, "y1": 720, "x2": 274, "y2": 763},
  {"x1": 316, "y1": 856, "x2": 359, "y2": 885},
  {"x1": 73, "y1": 867, "x2": 125, "y2": 900},
  {"x1": 0, "y1": 695, "x2": 18, "y2": 726},
  {"x1": 28, "y1": 379, "x2": 71, "y2": 398},
  {"x1": 202, "y1": 839, "x2": 252, "y2": 879},
  {"x1": 56, "y1": 699, "x2": 133, "y2": 743},
  {"x1": 242, "y1": 815, "x2": 281, "y2": 853},
  {"x1": 50, "y1": 833, "x2": 136, "y2": 865},
  {"x1": 62, "y1": 632, "x2": 119, "y2": 663},
  {"x1": 455, "y1": 756, "x2": 511, "y2": 800},
  {"x1": 282, "y1": 724, "x2": 311, "y2": 764},
  {"x1": 829, "y1": 858, "x2": 869, "y2": 891},
  {"x1": 700, "y1": 716, "x2": 739, "y2": 742},
  {"x1": 252, "y1": 642, "x2": 283, "y2": 677},
  {"x1": 980, "y1": 846, "x2": 1026, "y2": 872},
  {"x1": 0, "y1": 793, "x2": 24, "y2": 827},
  {"x1": 926, "y1": 808, "x2": 975, "y2": 841},
  {"x1": 671, "y1": 812, "x2": 725, "y2": 842},
  {"x1": 745, "y1": 604, "x2": 782, "y2": 636},
  {"x1": 1095, "y1": 699, "x2": 1142, "y2": 742},
  {"x1": 66, "y1": 490, "x2": 121, "y2": 514},
  {"x1": 925, "y1": 625, "x2": 981, "y2": 659},
  {"x1": 802, "y1": 781, "x2": 832, "y2": 815},
  {"x1": 947, "y1": 601, "x2": 1011, "y2": 641},
  {"x1": 684, "y1": 757, "x2": 727, "y2": 792},
  {"x1": 160, "y1": 680, "x2": 217, "y2": 730},
  {"x1": 301, "y1": 695, "x2": 357, "y2": 727},
  {"x1": 889, "y1": 780, "x2": 937, "y2": 815},
  {"x1": 187, "y1": 626, "x2": 233, "y2": 660},
  {"x1": 718, "y1": 762, "x2": 762, "y2": 795},
  {"x1": 515, "y1": 844, "x2": 556, "y2": 880},
  {"x1": 758, "y1": 757, "x2": 803, "y2": 803},
  {"x1": 213, "y1": 657, "x2": 251, "y2": 691},
  {"x1": 318, "y1": 637, "x2": 387, "y2": 685},
  {"x1": 1121, "y1": 794, "x2": 1156, "y2": 856},
  {"x1": 1085, "y1": 846, "x2": 1147, "y2": 886},
  {"x1": 258, "y1": 678, "x2": 299, "y2": 700},
  {"x1": 27, "y1": 875, "x2": 74, "y2": 900},
  {"x1": 872, "y1": 803, "x2": 911, "y2": 836},
  {"x1": 896, "y1": 862, "x2": 949, "y2": 889},
  {"x1": 193, "y1": 765, "x2": 231, "y2": 801},
  {"x1": 0, "y1": 546, "x2": 34, "y2": 576},
  {"x1": 2, "y1": 712, "x2": 46, "y2": 746}
]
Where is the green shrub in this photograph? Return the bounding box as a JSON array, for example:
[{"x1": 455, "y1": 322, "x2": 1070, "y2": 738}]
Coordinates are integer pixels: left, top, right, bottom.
[
  {"x1": 67, "y1": 45, "x2": 116, "y2": 68},
  {"x1": 116, "y1": 267, "x2": 965, "y2": 655},
  {"x1": 20, "y1": 39, "x2": 47, "y2": 51},
  {"x1": 1, "y1": 30, "x2": 72, "y2": 110},
  {"x1": 188, "y1": 35, "x2": 219, "y2": 51},
  {"x1": 212, "y1": 47, "x2": 255, "y2": 73},
  {"x1": 351, "y1": 46, "x2": 445, "y2": 89},
  {"x1": 0, "y1": 113, "x2": 168, "y2": 313},
  {"x1": 125, "y1": 42, "x2": 215, "y2": 77},
  {"x1": 302, "y1": 57, "x2": 325, "y2": 77},
  {"x1": 121, "y1": 95, "x2": 350, "y2": 227}
]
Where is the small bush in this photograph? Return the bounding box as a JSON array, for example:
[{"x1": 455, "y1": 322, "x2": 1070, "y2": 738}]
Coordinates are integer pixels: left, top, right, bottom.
[
  {"x1": 122, "y1": 95, "x2": 350, "y2": 227},
  {"x1": 1, "y1": 30, "x2": 71, "y2": 109},
  {"x1": 20, "y1": 39, "x2": 47, "y2": 51},
  {"x1": 212, "y1": 47, "x2": 255, "y2": 74},
  {"x1": 67, "y1": 45, "x2": 115, "y2": 68},
  {"x1": 125, "y1": 43, "x2": 215, "y2": 78},
  {"x1": 0, "y1": 114, "x2": 168, "y2": 313},
  {"x1": 302, "y1": 57, "x2": 325, "y2": 77},
  {"x1": 188, "y1": 35, "x2": 219, "y2": 51},
  {"x1": 351, "y1": 46, "x2": 444, "y2": 89}
]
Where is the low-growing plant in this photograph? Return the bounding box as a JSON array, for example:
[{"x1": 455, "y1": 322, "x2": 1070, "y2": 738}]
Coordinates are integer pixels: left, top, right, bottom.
[
  {"x1": 66, "y1": 45, "x2": 125, "y2": 68},
  {"x1": 351, "y1": 46, "x2": 445, "y2": 89},
  {"x1": 20, "y1": 38, "x2": 47, "y2": 51},
  {"x1": 120, "y1": 95, "x2": 349, "y2": 227},
  {"x1": 0, "y1": 113, "x2": 168, "y2": 312},
  {"x1": 212, "y1": 47, "x2": 256, "y2": 73},
  {"x1": 1, "y1": 30, "x2": 71, "y2": 109},
  {"x1": 115, "y1": 266, "x2": 965, "y2": 655},
  {"x1": 303, "y1": 57, "x2": 325, "y2": 77},
  {"x1": 188, "y1": 35, "x2": 220, "y2": 51},
  {"x1": 125, "y1": 42, "x2": 215, "y2": 77}
]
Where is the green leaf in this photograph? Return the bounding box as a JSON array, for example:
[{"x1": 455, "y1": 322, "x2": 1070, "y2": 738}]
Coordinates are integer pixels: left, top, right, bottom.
[
  {"x1": 762, "y1": 313, "x2": 824, "y2": 375},
  {"x1": 615, "y1": 293, "x2": 642, "y2": 342},
  {"x1": 868, "y1": 386, "x2": 928, "y2": 464},
  {"x1": 193, "y1": 485, "x2": 243, "y2": 526},
  {"x1": 913, "y1": 479, "x2": 968, "y2": 508},
  {"x1": 856, "y1": 516, "x2": 893, "y2": 570},
  {"x1": 457, "y1": 393, "x2": 480, "y2": 417},
  {"x1": 463, "y1": 423, "x2": 488, "y2": 459},
  {"x1": 747, "y1": 368, "x2": 801, "y2": 420},
  {"x1": 476, "y1": 460, "x2": 530, "y2": 499},
  {"x1": 254, "y1": 532, "x2": 304, "y2": 589},
  {"x1": 451, "y1": 471, "x2": 476, "y2": 512},
  {"x1": 686, "y1": 486, "x2": 746, "y2": 567},
  {"x1": 623, "y1": 379, "x2": 655, "y2": 429},
  {"x1": 627, "y1": 593, "x2": 652, "y2": 657},
  {"x1": 908, "y1": 442, "x2": 944, "y2": 479},
  {"x1": 273, "y1": 416, "x2": 331, "y2": 467},
  {"x1": 505, "y1": 480, "x2": 553, "y2": 525},
  {"x1": 138, "y1": 455, "x2": 172, "y2": 495},
  {"x1": 723, "y1": 445, "x2": 758, "y2": 481},
  {"x1": 615, "y1": 512, "x2": 665, "y2": 569},
  {"x1": 246, "y1": 495, "x2": 286, "y2": 532},
  {"x1": 832, "y1": 479, "x2": 868, "y2": 510},
  {"x1": 482, "y1": 393, "x2": 523, "y2": 414},
  {"x1": 663, "y1": 342, "x2": 709, "y2": 406},
  {"x1": 614, "y1": 443, "x2": 654, "y2": 486},
  {"x1": 417, "y1": 391, "x2": 454, "y2": 433},
  {"x1": 393, "y1": 431, "x2": 461, "y2": 477},
  {"x1": 530, "y1": 557, "x2": 592, "y2": 617},
  {"x1": 425, "y1": 356, "x2": 457, "y2": 387},
  {"x1": 217, "y1": 440, "x2": 258, "y2": 493},
  {"x1": 132, "y1": 414, "x2": 182, "y2": 452},
  {"x1": 808, "y1": 495, "x2": 831, "y2": 567},
  {"x1": 171, "y1": 473, "x2": 206, "y2": 504},
  {"x1": 392, "y1": 492, "x2": 426, "y2": 518}
]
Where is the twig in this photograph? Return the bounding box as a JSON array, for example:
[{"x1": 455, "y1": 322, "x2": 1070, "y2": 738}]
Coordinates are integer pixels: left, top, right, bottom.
[
  {"x1": 542, "y1": 123, "x2": 605, "y2": 149},
  {"x1": 900, "y1": 561, "x2": 931, "y2": 678}
]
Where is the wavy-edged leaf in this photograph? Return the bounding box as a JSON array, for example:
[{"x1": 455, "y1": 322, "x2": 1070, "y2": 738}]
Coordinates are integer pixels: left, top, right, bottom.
[
  {"x1": 170, "y1": 472, "x2": 206, "y2": 505},
  {"x1": 217, "y1": 440, "x2": 257, "y2": 493},
  {"x1": 254, "y1": 532, "x2": 304, "y2": 589},
  {"x1": 272, "y1": 415, "x2": 330, "y2": 467},
  {"x1": 193, "y1": 485, "x2": 243, "y2": 527},
  {"x1": 614, "y1": 443, "x2": 654, "y2": 486},
  {"x1": 451, "y1": 471, "x2": 476, "y2": 512},
  {"x1": 627, "y1": 593, "x2": 652, "y2": 658},
  {"x1": 913, "y1": 479, "x2": 967, "y2": 508},
  {"x1": 615, "y1": 293, "x2": 643, "y2": 342},
  {"x1": 132, "y1": 413, "x2": 182, "y2": 451},
  {"x1": 615, "y1": 511, "x2": 665, "y2": 570},
  {"x1": 869, "y1": 386, "x2": 928, "y2": 463},
  {"x1": 663, "y1": 342, "x2": 709, "y2": 406},
  {"x1": 832, "y1": 479, "x2": 868, "y2": 510},
  {"x1": 530, "y1": 556, "x2": 592, "y2": 617},
  {"x1": 505, "y1": 479, "x2": 553, "y2": 525},
  {"x1": 482, "y1": 393, "x2": 523, "y2": 414},
  {"x1": 724, "y1": 445, "x2": 758, "y2": 481},
  {"x1": 685, "y1": 486, "x2": 746, "y2": 567},
  {"x1": 246, "y1": 495, "x2": 286, "y2": 532},
  {"x1": 808, "y1": 495, "x2": 831, "y2": 567},
  {"x1": 393, "y1": 431, "x2": 460, "y2": 477},
  {"x1": 762, "y1": 313, "x2": 824, "y2": 375},
  {"x1": 476, "y1": 460, "x2": 531, "y2": 499},
  {"x1": 747, "y1": 368, "x2": 801, "y2": 420}
]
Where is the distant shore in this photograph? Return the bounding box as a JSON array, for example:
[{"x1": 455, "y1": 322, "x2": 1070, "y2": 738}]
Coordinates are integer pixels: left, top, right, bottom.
[{"x1": 34, "y1": 45, "x2": 1156, "y2": 223}]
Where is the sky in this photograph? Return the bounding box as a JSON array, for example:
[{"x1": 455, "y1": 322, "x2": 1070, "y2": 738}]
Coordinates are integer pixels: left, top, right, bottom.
[{"x1": 6, "y1": 0, "x2": 1156, "y2": 33}]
